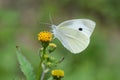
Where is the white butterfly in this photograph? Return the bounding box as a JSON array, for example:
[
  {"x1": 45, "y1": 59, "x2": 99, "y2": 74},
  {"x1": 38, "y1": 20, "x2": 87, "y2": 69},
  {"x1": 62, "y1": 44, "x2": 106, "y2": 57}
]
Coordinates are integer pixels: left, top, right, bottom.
[{"x1": 52, "y1": 19, "x2": 96, "y2": 54}]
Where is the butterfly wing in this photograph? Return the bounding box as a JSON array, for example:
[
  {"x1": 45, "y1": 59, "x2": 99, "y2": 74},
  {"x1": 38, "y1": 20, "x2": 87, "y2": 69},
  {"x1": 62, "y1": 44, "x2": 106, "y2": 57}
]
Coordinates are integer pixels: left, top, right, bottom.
[
  {"x1": 57, "y1": 19, "x2": 96, "y2": 38},
  {"x1": 54, "y1": 28, "x2": 90, "y2": 53},
  {"x1": 52, "y1": 19, "x2": 95, "y2": 54}
]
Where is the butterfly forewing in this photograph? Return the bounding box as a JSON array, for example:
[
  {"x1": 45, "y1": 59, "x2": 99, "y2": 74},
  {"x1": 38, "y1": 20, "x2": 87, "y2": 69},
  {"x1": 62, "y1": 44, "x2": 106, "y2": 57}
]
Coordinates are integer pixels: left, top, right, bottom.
[{"x1": 57, "y1": 19, "x2": 95, "y2": 37}]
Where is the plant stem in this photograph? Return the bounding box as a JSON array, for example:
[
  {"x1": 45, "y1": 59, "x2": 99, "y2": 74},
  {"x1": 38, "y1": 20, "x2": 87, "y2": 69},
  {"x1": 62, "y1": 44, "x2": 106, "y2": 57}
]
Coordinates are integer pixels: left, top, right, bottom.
[
  {"x1": 40, "y1": 71, "x2": 45, "y2": 80},
  {"x1": 37, "y1": 46, "x2": 46, "y2": 80}
]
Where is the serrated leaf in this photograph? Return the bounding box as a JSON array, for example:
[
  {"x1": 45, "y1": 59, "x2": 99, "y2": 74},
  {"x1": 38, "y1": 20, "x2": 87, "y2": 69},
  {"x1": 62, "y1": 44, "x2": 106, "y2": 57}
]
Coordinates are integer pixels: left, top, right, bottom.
[{"x1": 16, "y1": 47, "x2": 36, "y2": 80}]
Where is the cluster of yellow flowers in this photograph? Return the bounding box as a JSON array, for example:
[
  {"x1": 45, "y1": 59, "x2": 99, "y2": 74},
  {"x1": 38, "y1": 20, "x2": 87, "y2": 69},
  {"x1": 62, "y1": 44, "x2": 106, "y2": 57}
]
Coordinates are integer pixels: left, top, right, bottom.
[{"x1": 38, "y1": 31, "x2": 64, "y2": 80}]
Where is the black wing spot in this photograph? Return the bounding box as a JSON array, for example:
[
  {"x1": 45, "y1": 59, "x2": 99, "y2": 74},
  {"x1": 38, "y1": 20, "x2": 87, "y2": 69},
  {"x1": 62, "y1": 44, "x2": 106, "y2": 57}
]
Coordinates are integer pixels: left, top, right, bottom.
[{"x1": 78, "y1": 28, "x2": 83, "y2": 31}]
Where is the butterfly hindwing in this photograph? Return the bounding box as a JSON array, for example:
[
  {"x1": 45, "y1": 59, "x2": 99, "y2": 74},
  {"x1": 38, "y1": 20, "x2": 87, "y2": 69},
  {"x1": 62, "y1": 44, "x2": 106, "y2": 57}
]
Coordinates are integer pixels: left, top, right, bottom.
[{"x1": 54, "y1": 28, "x2": 89, "y2": 53}]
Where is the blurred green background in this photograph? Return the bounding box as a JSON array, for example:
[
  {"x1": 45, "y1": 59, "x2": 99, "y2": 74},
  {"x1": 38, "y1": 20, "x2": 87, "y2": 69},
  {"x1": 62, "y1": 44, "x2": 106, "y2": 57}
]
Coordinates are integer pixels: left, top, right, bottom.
[{"x1": 0, "y1": 0, "x2": 120, "y2": 80}]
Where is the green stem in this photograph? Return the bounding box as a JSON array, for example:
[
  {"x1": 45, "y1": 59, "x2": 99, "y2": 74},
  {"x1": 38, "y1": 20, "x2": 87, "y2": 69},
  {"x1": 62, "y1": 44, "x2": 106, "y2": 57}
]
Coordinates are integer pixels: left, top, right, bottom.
[
  {"x1": 41, "y1": 71, "x2": 45, "y2": 80},
  {"x1": 37, "y1": 45, "x2": 46, "y2": 80}
]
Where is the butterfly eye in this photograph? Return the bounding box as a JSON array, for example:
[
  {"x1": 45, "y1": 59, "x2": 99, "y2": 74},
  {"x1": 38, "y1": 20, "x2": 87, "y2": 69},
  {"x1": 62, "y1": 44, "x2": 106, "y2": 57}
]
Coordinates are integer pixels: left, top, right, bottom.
[{"x1": 78, "y1": 28, "x2": 83, "y2": 31}]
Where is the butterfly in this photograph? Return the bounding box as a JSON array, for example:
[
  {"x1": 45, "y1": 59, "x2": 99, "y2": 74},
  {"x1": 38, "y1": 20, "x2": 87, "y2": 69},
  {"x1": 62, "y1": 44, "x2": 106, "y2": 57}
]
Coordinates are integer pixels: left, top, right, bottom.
[{"x1": 52, "y1": 19, "x2": 96, "y2": 54}]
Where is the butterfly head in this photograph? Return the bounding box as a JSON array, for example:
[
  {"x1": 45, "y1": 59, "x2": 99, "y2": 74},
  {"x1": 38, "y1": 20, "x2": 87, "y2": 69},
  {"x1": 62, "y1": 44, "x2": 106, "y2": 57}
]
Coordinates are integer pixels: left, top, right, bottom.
[{"x1": 51, "y1": 24, "x2": 57, "y2": 29}]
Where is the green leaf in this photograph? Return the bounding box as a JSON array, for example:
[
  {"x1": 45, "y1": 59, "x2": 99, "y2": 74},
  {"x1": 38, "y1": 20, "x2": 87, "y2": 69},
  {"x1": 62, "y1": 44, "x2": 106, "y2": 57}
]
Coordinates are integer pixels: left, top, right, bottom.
[{"x1": 16, "y1": 46, "x2": 36, "y2": 80}]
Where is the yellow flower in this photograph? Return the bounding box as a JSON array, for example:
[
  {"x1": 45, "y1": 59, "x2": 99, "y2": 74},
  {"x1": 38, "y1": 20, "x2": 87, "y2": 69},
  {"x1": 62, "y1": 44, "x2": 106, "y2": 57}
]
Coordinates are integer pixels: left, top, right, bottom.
[
  {"x1": 44, "y1": 54, "x2": 49, "y2": 59},
  {"x1": 48, "y1": 43, "x2": 57, "y2": 53},
  {"x1": 51, "y1": 70, "x2": 64, "y2": 78},
  {"x1": 38, "y1": 31, "x2": 52, "y2": 42},
  {"x1": 49, "y1": 43, "x2": 57, "y2": 48},
  {"x1": 47, "y1": 62, "x2": 52, "y2": 66}
]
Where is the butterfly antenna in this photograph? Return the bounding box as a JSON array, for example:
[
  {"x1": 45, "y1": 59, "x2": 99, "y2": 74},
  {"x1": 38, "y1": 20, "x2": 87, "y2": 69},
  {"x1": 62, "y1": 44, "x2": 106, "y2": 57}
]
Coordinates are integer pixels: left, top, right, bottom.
[
  {"x1": 49, "y1": 13, "x2": 53, "y2": 25},
  {"x1": 39, "y1": 22, "x2": 51, "y2": 26},
  {"x1": 39, "y1": 13, "x2": 54, "y2": 28}
]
